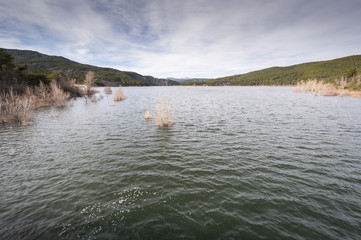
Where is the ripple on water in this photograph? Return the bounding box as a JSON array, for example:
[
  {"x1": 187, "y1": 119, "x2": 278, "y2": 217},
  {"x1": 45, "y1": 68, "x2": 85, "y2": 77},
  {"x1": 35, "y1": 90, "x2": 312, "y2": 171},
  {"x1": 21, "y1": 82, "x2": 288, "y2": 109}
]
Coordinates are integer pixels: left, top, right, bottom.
[{"x1": 1, "y1": 87, "x2": 361, "y2": 239}]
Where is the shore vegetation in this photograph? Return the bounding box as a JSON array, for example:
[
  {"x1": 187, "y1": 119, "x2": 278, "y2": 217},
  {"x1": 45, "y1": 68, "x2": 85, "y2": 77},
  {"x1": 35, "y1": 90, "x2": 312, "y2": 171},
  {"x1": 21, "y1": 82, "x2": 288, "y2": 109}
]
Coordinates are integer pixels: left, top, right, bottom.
[{"x1": 295, "y1": 74, "x2": 361, "y2": 97}]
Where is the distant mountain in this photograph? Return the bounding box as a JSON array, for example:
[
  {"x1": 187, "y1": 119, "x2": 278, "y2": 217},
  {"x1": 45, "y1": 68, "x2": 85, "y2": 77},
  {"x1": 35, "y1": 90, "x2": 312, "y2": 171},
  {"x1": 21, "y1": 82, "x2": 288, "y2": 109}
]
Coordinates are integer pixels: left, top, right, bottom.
[
  {"x1": 167, "y1": 77, "x2": 210, "y2": 83},
  {"x1": 181, "y1": 55, "x2": 361, "y2": 86},
  {"x1": 3, "y1": 49, "x2": 178, "y2": 86}
]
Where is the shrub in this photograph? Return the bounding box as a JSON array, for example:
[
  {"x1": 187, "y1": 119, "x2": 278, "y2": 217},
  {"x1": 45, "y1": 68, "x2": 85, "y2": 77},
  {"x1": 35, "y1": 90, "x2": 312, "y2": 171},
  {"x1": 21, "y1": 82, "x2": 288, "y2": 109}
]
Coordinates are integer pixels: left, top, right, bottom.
[
  {"x1": 155, "y1": 99, "x2": 173, "y2": 127},
  {"x1": 50, "y1": 81, "x2": 70, "y2": 107},
  {"x1": 84, "y1": 71, "x2": 96, "y2": 94},
  {"x1": 144, "y1": 110, "x2": 152, "y2": 120},
  {"x1": 104, "y1": 86, "x2": 112, "y2": 94},
  {"x1": 0, "y1": 88, "x2": 34, "y2": 125},
  {"x1": 113, "y1": 86, "x2": 127, "y2": 101},
  {"x1": 90, "y1": 95, "x2": 98, "y2": 102}
]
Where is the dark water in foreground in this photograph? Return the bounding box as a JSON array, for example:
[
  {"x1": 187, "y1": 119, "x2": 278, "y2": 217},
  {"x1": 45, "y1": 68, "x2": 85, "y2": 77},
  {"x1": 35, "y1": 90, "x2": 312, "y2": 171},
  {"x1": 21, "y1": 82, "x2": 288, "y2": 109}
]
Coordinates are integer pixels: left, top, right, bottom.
[{"x1": 1, "y1": 87, "x2": 361, "y2": 240}]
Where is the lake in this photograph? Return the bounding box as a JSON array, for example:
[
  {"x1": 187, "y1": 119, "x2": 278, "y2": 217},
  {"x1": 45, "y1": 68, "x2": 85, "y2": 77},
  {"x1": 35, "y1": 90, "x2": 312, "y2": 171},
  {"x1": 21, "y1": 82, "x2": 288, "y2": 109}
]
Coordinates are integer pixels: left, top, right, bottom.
[{"x1": 1, "y1": 86, "x2": 361, "y2": 239}]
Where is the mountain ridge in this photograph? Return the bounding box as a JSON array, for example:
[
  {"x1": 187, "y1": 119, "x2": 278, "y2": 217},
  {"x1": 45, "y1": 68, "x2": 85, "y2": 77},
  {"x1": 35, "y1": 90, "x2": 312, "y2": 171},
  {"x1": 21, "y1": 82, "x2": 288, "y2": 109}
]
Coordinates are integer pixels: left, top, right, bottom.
[
  {"x1": 3, "y1": 48, "x2": 178, "y2": 86},
  {"x1": 181, "y1": 55, "x2": 361, "y2": 86}
]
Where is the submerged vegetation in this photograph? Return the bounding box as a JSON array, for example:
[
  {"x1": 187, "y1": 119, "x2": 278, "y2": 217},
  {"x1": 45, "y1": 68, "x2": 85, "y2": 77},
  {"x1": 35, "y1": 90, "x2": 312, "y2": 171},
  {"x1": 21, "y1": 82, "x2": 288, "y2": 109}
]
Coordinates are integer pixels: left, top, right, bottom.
[
  {"x1": 144, "y1": 110, "x2": 152, "y2": 120},
  {"x1": 155, "y1": 99, "x2": 173, "y2": 127},
  {"x1": 104, "y1": 86, "x2": 112, "y2": 94},
  {"x1": 113, "y1": 86, "x2": 127, "y2": 101}
]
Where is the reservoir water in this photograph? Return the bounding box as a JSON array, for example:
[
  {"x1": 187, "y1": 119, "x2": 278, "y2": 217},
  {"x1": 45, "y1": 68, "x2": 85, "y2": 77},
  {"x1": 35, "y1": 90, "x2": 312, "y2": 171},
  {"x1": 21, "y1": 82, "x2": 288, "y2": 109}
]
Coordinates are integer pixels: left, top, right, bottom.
[{"x1": 1, "y1": 86, "x2": 361, "y2": 239}]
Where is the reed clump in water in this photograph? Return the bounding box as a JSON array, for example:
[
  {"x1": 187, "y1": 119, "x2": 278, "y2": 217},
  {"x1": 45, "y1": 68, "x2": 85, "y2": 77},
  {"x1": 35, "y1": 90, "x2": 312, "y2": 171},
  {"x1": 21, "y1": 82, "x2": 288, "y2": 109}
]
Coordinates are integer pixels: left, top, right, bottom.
[
  {"x1": 104, "y1": 86, "x2": 112, "y2": 94},
  {"x1": 144, "y1": 110, "x2": 152, "y2": 120},
  {"x1": 113, "y1": 86, "x2": 127, "y2": 101},
  {"x1": 154, "y1": 99, "x2": 173, "y2": 127}
]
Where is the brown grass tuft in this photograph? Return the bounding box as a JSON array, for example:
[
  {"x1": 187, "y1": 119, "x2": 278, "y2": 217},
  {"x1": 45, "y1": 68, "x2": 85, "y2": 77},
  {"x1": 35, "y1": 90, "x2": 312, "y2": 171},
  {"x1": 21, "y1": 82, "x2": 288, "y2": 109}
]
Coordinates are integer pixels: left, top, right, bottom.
[
  {"x1": 90, "y1": 95, "x2": 98, "y2": 102},
  {"x1": 50, "y1": 81, "x2": 70, "y2": 107},
  {"x1": 296, "y1": 76, "x2": 361, "y2": 98},
  {"x1": 104, "y1": 86, "x2": 112, "y2": 94},
  {"x1": 155, "y1": 99, "x2": 173, "y2": 127},
  {"x1": 0, "y1": 88, "x2": 35, "y2": 125},
  {"x1": 144, "y1": 110, "x2": 152, "y2": 120},
  {"x1": 1, "y1": 81, "x2": 71, "y2": 125},
  {"x1": 113, "y1": 86, "x2": 127, "y2": 101}
]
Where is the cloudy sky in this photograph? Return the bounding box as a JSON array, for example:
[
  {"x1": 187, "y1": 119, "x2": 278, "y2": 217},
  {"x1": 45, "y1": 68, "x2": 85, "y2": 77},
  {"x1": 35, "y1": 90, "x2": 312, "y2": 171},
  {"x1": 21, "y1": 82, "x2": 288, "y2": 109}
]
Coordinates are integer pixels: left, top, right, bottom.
[{"x1": 1, "y1": 0, "x2": 361, "y2": 78}]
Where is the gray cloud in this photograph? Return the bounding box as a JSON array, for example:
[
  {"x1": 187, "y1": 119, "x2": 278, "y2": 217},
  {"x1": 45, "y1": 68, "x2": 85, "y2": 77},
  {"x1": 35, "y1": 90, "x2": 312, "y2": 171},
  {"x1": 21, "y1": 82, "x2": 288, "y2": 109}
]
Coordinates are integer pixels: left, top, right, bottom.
[{"x1": 1, "y1": 0, "x2": 361, "y2": 78}]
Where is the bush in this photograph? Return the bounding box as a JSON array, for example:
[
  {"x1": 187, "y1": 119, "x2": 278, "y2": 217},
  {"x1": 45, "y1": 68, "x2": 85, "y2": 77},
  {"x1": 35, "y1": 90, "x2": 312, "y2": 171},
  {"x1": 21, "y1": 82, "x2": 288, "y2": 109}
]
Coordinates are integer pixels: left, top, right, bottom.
[
  {"x1": 0, "y1": 88, "x2": 34, "y2": 125},
  {"x1": 113, "y1": 86, "x2": 126, "y2": 101},
  {"x1": 104, "y1": 86, "x2": 112, "y2": 94},
  {"x1": 144, "y1": 110, "x2": 152, "y2": 120},
  {"x1": 50, "y1": 81, "x2": 70, "y2": 107},
  {"x1": 155, "y1": 99, "x2": 173, "y2": 127}
]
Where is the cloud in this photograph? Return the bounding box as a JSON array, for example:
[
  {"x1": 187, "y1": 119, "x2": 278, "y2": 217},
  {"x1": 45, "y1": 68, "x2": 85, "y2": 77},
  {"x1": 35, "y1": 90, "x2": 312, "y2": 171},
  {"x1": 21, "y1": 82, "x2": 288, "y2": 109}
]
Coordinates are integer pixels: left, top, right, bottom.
[{"x1": 1, "y1": 0, "x2": 361, "y2": 78}]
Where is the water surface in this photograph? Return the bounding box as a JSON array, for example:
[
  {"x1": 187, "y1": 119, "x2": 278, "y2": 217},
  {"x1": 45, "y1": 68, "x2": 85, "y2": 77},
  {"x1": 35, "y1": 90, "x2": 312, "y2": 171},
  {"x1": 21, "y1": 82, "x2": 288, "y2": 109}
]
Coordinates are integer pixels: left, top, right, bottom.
[{"x1": 1, "y1": 87, "x2": 361, "y2": 239}]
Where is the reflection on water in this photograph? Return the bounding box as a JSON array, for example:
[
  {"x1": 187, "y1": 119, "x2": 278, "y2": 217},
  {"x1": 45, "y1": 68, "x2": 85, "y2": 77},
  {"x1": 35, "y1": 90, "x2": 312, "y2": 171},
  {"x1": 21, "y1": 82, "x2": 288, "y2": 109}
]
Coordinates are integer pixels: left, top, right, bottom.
[{"x1": 1, "y1": 87, "x2": 361, "y2": 239}]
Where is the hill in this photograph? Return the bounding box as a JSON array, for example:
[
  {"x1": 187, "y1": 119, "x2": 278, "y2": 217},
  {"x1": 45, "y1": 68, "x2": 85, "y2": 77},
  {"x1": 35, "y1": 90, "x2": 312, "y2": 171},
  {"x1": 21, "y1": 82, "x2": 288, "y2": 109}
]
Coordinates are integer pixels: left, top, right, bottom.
[
  {"x1": 3, "y1": 49, "x2": 178, "y2": 86},
  {"x1": 167, "y1": 77, "x2": 210, "y2": 83},
  {"x1": 181, "y1": 55, "x2": 361, "y2": 86}
]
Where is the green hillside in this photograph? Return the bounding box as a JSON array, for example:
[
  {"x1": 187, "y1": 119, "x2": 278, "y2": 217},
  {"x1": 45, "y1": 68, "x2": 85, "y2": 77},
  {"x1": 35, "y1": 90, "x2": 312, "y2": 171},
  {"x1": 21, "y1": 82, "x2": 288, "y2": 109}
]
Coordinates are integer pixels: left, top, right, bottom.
[
  {"x1": 182, "y1": 55, "x2": 361, "y2": 86},
  {"x1": 3, "y1": 49, "x2": 178, "y2": 86}
]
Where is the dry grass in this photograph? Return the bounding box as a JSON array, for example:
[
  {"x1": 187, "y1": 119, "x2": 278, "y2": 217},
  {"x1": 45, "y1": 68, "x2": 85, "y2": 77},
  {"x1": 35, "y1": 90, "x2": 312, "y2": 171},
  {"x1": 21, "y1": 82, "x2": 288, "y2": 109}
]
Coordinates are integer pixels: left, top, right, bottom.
[
  {"x1": 144, "y1": 110, "x2": 152, "y2": 120},
  {"x1": 297, "y1": 79, "x2": 336, "y2": 94},
  {"x1": 113, "y1": 86, "x2": 127, "y2": 101},
  {"x1": 90, "y1": 95, "x2": 98, "y2": 102},
  {"x1": 0, "y1": 88, "x2": 35, "y2": 125},
  {"x1": 50, "y1": 81, "x2": 70, "y2": 107},
  {"x1": 296, "y1": 78, "x2": 356, "y2": 97},
  {"x1": 104, "y1": 86, "x2": 112, "y2": 94},
  {"x1": 1, "y1": 81, "x2": 70, "y2": 125},
  {"x1": 295, "y1": 75, "x2": 361, "y2": 98},
  {"x1": 292, "y1": 88, "x2": 302, "y2": 93},
  {"x1": 84, "y1": 71, "x2": 95, "y2": 94},
  {"x1": 350, "y1": 91, "x2": 361, "y2": 98},
  {"x1": 336, "y1": 77, "x2": 349, "y2": 89},
  {"x1": 155, "y1": 99, "x2": 173, "y2": 127}
]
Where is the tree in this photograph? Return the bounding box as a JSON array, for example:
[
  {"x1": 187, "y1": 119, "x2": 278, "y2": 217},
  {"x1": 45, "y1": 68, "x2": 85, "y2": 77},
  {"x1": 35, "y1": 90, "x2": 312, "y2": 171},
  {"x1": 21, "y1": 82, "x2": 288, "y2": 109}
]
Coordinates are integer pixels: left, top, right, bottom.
[
  {"x1": 84, "y1": 71, "x2": 96, "y2": 92},
  {"x1": 0, "y1": 48, "x2": 15, "y2": 70}
]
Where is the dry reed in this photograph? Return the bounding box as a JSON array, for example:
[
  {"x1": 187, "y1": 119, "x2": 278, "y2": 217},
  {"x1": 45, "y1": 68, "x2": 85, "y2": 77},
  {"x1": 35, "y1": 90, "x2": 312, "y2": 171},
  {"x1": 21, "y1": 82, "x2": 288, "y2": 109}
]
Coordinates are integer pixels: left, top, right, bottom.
[
  {"x1": 295, "y1": 74, "x2": 361, "y2": 97},
  {"x1": 1, "y1": 81, "x2": 70, "y2": 125},
  {"x1": 90, "y1": 95, "x2": 98, "y2": 102},
  {"x1": 297, "y1": 79, "x2": 340, "y2": 96},
  {"x1": 104, "y1": 86, "x2": 112, "y2": 94},
  {"x1": 0, "y1": 88, "x2": 35, "y2": 125},
  {"x1": 155, "y1": 99, "x2": 173, "y2": 127},
  {"x1": 50, "y1": 81, "x2": 70, "y2": 107},
  {"x1": 144, "y1": 110, "x2": 152, "y2": 120},
  {"x1": 113, "y1": 86, "x2": 127, "y2": 101}
]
